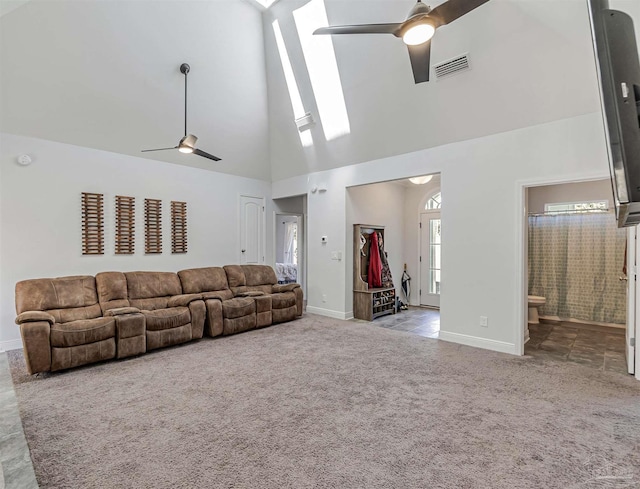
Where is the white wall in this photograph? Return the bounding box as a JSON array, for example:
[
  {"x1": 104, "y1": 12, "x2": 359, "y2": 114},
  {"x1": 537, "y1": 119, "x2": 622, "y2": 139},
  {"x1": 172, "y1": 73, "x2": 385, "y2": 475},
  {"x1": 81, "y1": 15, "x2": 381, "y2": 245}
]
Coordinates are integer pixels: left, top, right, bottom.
[
  {"x1": 346, "y1": 182, "x2": 405, "y2": 314},
  {"x1": 0, "y1": 133, "x2": 273, "y2": 349},
  {"x1": 274, "y1": 112, "x2": 610, "y2": 353},
  {"x1": 528, "y1": 179, "x2": 612, "y2": 214}
]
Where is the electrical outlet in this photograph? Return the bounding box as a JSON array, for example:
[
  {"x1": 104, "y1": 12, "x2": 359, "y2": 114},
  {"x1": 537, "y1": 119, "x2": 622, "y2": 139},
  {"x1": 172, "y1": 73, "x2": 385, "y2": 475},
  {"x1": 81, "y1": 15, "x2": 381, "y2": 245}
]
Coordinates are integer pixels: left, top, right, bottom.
[
  {"x1": 322, "y1": 294, "x2": 327, "y2": 303},
  {"x1": 480, "y1": 316, "x2": 488, "y2": 327}
]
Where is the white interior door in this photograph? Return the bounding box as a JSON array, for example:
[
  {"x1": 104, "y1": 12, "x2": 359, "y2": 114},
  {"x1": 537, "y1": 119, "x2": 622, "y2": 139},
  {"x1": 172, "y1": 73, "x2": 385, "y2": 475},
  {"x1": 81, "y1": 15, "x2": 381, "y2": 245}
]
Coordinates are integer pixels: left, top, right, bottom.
[
  {"x1": 420, "y1": 212, "x2": 441, "y2": 308},
  {"x1": 627, "y1": 227, "x2": 637, "y2": 375},
  {"x1": 240, "y1": 196, "x2": 264, "y2": 265}
]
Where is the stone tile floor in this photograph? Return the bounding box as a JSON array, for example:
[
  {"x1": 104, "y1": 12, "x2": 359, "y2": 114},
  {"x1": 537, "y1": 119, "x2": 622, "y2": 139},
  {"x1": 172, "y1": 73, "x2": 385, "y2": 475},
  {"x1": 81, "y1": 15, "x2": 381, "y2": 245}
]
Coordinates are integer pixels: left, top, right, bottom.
[
  {"x1": 526, "y1": 321, "x2": 629, "y2": 374},
  {"x1": 353, "y1": 306, "x2": 441, "y2": 338},
  {"x1": 358, "y1": 308, "x2": 630, "y2": 377},
  {"x1": 0, "y1": 352, "x2": 38, "y2": 489}
]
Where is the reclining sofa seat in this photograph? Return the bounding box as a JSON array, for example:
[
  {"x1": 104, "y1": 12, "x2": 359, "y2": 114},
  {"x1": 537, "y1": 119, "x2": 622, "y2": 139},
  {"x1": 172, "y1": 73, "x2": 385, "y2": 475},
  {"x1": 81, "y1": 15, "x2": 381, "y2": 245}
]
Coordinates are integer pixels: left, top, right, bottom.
[
  {"x1": 178, "y1": 267, "x2": 258, "y2": 336},
  {"x1": 223, "y1": 265, "x2": 303, "y2": 324},
  {"x1": 96, "y1": 271, "x2": 205, "y2": 351},
  {"x1": 15, "y1": 275, "x2": 144, "y2": 374}
]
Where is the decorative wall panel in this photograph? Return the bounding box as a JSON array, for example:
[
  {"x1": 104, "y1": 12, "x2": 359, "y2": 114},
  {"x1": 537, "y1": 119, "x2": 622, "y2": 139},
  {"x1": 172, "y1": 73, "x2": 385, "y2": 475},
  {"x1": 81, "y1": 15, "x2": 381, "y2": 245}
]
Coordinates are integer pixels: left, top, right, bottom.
[
  {"x1": 144, "y1": 198, "x2": 162, "y2": 254},
  {"x1": 115, "y1": 196, "x2": 135, "y2": 254},
  {"x1": 171, "y1": 201, "x2": 187, "y2": 254},
  {"x1": 81, "y1": 192, "x2": 104, "y2": 255}
]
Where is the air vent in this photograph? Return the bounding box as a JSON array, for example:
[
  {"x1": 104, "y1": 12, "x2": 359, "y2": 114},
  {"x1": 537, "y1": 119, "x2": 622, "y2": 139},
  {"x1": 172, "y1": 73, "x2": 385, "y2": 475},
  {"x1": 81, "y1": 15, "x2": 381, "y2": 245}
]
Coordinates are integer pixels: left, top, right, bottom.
[{"x1": 433, "y1": 53, "x2": 471, "y2": 80}]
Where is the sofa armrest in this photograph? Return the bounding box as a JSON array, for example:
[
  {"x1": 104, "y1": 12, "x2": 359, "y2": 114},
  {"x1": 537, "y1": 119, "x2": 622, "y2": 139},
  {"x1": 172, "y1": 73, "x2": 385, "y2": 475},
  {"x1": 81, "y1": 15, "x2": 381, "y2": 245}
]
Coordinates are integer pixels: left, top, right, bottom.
[
  {"x1": 15, "y1": 311, "x2": 55, "y2": 325},
  {"x1": 272, "y1": 283, "x2": 300, "y2": 293},
  {"x1": 105, "y1": 307, "x2": 141, "y2": 316},
  {"x1": 168, "y1": 293, "x2": 203, "y2": 308},
  {"x1": 19, "y1": 321, "x2": 51, "y2": 375},
  {"x1": 236, "y1": 291, "x2": 265, "y2": 297},
  {"x1": 202, "y1": 291, "x2": 231, "y2": 301}
]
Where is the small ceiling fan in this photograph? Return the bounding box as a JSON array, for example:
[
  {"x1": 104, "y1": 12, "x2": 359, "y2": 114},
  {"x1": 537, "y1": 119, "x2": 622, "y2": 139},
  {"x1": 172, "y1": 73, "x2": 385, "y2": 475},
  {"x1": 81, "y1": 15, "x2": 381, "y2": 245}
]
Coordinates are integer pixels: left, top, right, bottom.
[
  {"x1": 313, "y1": 0, "x2": 490, "y2": 84},
  {"x1": 142, "y1": 63, "x2": 221, "y2": 162}
]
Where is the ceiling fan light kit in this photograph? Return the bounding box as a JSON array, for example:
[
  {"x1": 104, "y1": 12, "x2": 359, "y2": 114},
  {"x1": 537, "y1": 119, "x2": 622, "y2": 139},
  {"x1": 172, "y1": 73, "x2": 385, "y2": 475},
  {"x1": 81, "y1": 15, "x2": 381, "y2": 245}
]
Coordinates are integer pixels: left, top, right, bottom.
[
  {"x1": 142, "y1": 63, "x2": 221, "y2": 162},
  {"x1": 313, "y1": 0, "x2": 489, "y2": 84},
  {"x1": 402, "y1": 22, "x2": 436, "y2": 46}
]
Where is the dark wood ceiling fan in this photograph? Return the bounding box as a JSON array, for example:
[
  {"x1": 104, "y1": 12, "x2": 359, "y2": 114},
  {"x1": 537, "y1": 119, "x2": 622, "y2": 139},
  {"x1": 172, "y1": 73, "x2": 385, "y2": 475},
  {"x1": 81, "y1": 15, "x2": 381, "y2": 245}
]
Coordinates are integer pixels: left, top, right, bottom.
[
  {"x1": 313, "y1": 0, "x2": 490, "y2": 84},
  {"x1": 142, "y1": 63, "x2": 221, "y2": 162}
]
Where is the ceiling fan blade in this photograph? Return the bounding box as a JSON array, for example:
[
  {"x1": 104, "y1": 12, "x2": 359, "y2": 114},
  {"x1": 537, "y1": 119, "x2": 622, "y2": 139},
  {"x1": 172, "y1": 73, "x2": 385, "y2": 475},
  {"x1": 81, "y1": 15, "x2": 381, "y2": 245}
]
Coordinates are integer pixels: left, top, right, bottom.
[
  {"x1": 407, "y1": 39, "x2": 432, "y2": 83},
  {"x1": 314, "y1": 23, "x2": 402, "y2": 37},
  {"x1": 193, "y1": 148, "x2": 222, "y2": 162},
  {"x1": 141, "y1": 146, "x2": 178, "y2": 153},
  {"x1": 429, "y1": 0, "x2": 490, "y2": 26}
]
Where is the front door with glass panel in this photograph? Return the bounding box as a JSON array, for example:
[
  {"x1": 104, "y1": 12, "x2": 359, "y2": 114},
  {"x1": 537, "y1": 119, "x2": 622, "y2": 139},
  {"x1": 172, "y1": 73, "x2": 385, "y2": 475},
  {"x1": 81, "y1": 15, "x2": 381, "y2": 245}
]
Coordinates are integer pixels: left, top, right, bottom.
[{"x1": 420, "y1": 211, "x2": 441, "y2": 308}]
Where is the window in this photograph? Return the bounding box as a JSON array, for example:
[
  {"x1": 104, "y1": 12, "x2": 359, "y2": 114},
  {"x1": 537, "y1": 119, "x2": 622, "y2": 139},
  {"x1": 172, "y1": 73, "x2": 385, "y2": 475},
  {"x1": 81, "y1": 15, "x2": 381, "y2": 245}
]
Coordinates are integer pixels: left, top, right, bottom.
[
  {"x1": 272, "y1": 19, "x2": 313, "y2": 147},
  {"x1": 425, "y1": 192, "x2": 441, "y2": 210},
  {"x1": 250, "y1": 0, "x2": 279, "y2": 8},
  {"x1": 544, "y1": 200, "x2": 608, "y2": 214},
  {"x1": 293, "y1": 0, "x2": 351, "y2": 141}
]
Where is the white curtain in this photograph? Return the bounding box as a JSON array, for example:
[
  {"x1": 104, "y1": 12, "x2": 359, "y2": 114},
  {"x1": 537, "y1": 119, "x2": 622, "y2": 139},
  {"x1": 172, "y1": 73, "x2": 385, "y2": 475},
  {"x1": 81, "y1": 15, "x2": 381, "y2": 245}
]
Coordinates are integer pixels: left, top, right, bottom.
[{"x1": 283, "y1": 222, "x2": 297, "y2": 265}]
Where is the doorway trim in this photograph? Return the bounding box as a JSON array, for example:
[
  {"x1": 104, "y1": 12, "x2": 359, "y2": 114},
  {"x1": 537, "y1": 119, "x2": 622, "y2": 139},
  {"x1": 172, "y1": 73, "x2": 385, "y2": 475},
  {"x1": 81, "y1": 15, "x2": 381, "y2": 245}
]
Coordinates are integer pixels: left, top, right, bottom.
[{"x1": 515, "y1": 171, "x2": 610, "y2": 357}]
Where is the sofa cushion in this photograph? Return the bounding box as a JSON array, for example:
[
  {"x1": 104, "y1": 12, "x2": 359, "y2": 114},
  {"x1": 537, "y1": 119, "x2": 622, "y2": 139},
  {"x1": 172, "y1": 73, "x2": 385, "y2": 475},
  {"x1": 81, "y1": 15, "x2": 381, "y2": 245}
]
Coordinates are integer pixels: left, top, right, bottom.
[
  {"x1": 50, "y1": 317, "x2": 116, "y2": 348},
  {"x1": 48, "y1": 304, "x2": 103, "y2": 324},
  {"x1": 242, "y1": 265, "x2": 277, "y2": 286},
  {"x1": 143, "y1": 307, "x2": 191, "y2": 331},
  {"x1": 130, "y1": 297, "x2": 170, "y2": 311},
  {"x1": 222, "y1": 297, "x2": 255, "y2": 320},
  {"x1": 178, "y1": 267, "x2": 230, "y2": 294},
  {"x1": 273, "y1": 306, "x2": 297, "y2": 324},
  {"x1": 16, "y1": 275, "x2": 99, "y2": 316},
  {"x1": 96, "y1": 272, "x2": 130, "y2": 312},
  {"x1": 223, "y1": 265, "x2": 245, "y2": 288},
  {"x1": 51, "y1": 338, "x2": 116, "y2": 372},
  {"x1": 223, "y1": 315, "x2": 256, "y2": 335},
  {"x1": 271, "y1": 292, "x2": 296, "y2": 310},
  {"x1": 125, "y1": 272, "x2": 182, "y2": 300}
]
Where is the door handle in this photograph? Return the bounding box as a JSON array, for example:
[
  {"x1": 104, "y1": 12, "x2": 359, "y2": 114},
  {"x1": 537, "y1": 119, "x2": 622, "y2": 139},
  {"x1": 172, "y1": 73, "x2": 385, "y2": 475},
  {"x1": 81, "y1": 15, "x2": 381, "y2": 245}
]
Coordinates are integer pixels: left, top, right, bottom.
[
  {"x1": 241, "y1": 249, "x2": 246, "y2": 253},
  {"x1": 619, "y1": 276, "x2": 628, "y2": 282}
]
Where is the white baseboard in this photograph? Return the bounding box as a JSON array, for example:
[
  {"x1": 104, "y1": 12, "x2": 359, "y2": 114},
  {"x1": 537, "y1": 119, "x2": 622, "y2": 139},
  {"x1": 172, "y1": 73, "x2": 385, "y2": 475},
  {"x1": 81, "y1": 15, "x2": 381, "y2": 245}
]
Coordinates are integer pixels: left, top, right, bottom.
[
  {"x1": 0, "y1": 338, "x2": 23, "y2": 352},
  {"x1": 540, "y1": 315, "x2": 625, "y2": 330},
  {"x1": 439, "y1": 331, "x2": 518, "y2": 355},
  {"x1": 306, "y1": 306, "x2": 352, "y2": 321}
]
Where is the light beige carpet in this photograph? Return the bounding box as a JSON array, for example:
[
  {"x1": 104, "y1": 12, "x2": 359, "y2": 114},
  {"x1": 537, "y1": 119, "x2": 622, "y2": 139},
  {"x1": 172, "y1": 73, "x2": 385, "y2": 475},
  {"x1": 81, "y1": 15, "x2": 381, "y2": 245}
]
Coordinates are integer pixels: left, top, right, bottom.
[{"x1": 8, "y1": 314, "x2": 640, "y2": 489}]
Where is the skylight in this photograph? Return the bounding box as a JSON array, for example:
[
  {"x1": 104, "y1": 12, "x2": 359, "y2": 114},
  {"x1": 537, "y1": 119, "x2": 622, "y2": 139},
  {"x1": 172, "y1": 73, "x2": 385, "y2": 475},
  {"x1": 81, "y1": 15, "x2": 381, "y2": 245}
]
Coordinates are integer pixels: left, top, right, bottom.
[
  {"x1": 293, "y1": 0, "x2": 351, "y2": 141},
  {"x1": 272, "y1": 19, "x2": 313, "y2": 147},
  {"x1": 250, "y1": 0, "x2": 279, "y2": 9}
]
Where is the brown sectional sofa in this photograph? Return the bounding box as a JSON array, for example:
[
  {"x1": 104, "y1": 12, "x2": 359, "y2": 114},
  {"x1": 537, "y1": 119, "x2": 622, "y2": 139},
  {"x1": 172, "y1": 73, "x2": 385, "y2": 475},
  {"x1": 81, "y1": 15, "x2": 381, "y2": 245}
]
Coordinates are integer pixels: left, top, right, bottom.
[
  {"x1": 15, "y1": 275, "x2": 145, "y2": 374},
  {"x1": 15, "y1": 265, "x2": 303, "y2": 375}
]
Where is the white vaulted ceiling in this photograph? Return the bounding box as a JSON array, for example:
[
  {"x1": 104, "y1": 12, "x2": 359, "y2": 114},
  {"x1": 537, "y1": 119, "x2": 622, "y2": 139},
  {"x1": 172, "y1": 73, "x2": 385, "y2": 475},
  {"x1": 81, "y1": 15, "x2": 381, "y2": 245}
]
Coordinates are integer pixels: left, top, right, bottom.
[
  {"x1": 265, "y1": 0, "x2": 603, "y2": 180},
  {"x1": 0, "y1": 0, "x2": 620, "y2": 181},
  {"x1": 0, "y1": 0, "x2": 270, "y2": 180}
]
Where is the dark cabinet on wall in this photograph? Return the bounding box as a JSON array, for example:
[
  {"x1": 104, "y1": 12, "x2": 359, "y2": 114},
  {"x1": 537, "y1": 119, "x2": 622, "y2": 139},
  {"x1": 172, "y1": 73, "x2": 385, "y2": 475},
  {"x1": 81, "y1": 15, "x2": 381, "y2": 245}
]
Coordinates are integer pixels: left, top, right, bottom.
[{"x1": 353, "y1": 224, "x2": 396, "y2": 321}]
